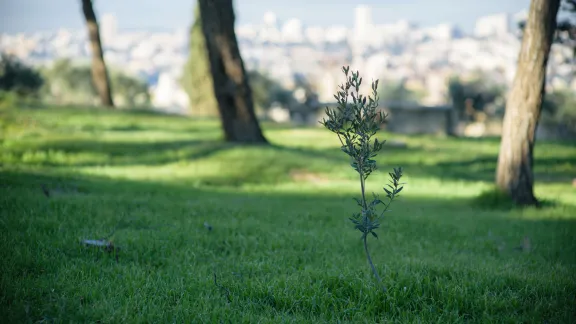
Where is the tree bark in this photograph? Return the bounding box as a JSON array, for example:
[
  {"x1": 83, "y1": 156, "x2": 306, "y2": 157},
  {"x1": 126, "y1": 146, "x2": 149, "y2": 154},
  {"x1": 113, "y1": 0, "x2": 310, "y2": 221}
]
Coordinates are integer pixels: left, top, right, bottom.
[
  {"x1": 81, "y1": 0, "x2": 114, "y2": 108},
  {"x1": 197, "y1": 0, "x2": 267, "y2": 143},
  {"x1": 495, "y1": 0, "x2": 560, "y2": 206}
]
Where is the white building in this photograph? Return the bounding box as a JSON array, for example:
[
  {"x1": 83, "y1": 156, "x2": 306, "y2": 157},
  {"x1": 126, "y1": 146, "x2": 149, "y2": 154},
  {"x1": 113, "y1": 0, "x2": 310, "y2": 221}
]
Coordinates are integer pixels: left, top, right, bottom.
[
  {"x1": 263, "y1": 11, "x2": 278, "y2": 27},
  {"x1": 354, "y1": 5, "x2": 372, "y2": 37},
  {"x1": 304, "y1": 26, "x2": 325, "y2": 45},
  {"x1": 236, "y1": 24, "x2": 258, "y2": 40},
  {"x1": 353, "y1": 4, "x2": 373, "y2": 51},
  {"x1": 152, "y1": 72, "x2": 189, "y2": 114},
  {"x1": 423, "y1": 23, "x2": 459, "y2": 41},
  {"x1": 281, "y1": 19, "x2": 304, "y2": 43},
  {"x1": 474, "y1": 13, "x2": 510, "y2": 39},
  {"x1": 324, "y1": 26, "x2": 348, "y2": 44},
  {"x1": 100, "y1": 13, "x2": 118, "y2": 44}
]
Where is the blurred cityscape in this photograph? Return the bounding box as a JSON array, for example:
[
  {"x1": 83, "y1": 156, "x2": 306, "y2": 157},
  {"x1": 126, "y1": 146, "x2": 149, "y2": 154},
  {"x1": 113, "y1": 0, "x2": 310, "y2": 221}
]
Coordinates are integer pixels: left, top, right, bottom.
[{"x1": 1, "y1": 5, "x2": 574, "y2": 114}]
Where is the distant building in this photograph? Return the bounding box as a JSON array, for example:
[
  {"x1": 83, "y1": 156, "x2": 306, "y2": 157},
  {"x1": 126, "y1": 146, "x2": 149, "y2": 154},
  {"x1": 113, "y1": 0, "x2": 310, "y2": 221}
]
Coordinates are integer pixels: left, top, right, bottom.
[
  {"x1": 151, "y1": 72, "x2": 189, "y2": 114},
  {"x1": 474, "y1": 13, "x2": 510, "y2": 38},
  {"x1": 281, "y1": 19, "x2": 304, "y2": 43},
  {"x1": 423, "y1": 23, "x2": 461, "y2": 41},
  {"x1": 352, "y1": 5, "x2": 373, "y2": 53},
  {"x1": 304, "y1": 26, "x2": 325, "y2": 45},
  {"x1": 100, "y1": 13, "x2": 118, "y2": 44},
  {"x1": 354, "y1": 5, "x2": 372, "y2": 37},
  {"x1": 263, "y1": 11, "x2": 278, "y2": 27}
]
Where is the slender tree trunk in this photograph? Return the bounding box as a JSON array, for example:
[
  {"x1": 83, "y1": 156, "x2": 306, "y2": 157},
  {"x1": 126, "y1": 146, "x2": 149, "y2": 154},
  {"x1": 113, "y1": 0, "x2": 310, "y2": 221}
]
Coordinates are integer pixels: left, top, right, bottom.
[
  {"x1": 81, "y1": 0, "x2": 114, "y2": 107},
  {"x1": 197, "y1": 0, "x2": 267, "y2": 143},
  {"x1": 495, "y1": 0, "x2": 560, "y2": 206}
]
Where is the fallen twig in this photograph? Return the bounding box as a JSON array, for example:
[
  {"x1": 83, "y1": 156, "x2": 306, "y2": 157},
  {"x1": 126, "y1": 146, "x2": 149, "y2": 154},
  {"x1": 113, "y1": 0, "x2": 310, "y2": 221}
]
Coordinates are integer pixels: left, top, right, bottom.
[{"x1": 82, "y1": 239, "x2": 120, "y2": 261}]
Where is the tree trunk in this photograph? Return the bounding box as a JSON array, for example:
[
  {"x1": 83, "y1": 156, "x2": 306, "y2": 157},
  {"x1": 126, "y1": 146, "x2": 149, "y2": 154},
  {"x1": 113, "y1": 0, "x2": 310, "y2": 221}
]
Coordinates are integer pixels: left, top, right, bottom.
[
  {"x1": 81, "y1": 0, "x2": 114, "y2": 108},
  {"x1": 495, "y1": 0, "x2": 560, "y2": 206},
  {"x1": 197, "y1": 0, "x2": 267, "y2": 143}
]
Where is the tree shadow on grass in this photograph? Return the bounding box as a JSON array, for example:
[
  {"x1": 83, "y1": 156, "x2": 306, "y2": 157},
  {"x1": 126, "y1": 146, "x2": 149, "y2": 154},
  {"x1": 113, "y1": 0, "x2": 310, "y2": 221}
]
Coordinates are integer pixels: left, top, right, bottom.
[
  {"x1": 3, "y1": 134, "x2": 574, "y2": 186},
  {"x1": 398, "y1": 155, "x2": 576, "y2": 184},
  {"x1": 4, "y1": 139, "x2": 232, "y2": 167},
  {"x1": 4, "y1": 139, "x2": 353, "y2": 169},
  {"x1": 437, "y1": 134, "x2": 576, "y2": 149},
  {"x1": 77, "y1": 123, "x2": 219, "y2": 134},
  {"x1": 1, "y1": 169, "x2": 575, "y2": 322}
]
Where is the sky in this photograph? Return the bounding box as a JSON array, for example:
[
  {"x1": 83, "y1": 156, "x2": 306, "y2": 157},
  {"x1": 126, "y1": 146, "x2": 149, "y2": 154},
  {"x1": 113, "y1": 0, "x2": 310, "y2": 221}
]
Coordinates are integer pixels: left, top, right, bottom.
[{"x1": 0, "y1": 0, "x2": 531, "y2": 34}]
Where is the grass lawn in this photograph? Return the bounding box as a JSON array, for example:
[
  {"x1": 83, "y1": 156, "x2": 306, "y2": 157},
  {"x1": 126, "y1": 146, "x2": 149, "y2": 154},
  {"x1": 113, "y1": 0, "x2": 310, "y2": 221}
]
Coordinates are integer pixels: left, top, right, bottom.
[{"x1": 1, "y1": 106, "x2": 575, "y2": 323}]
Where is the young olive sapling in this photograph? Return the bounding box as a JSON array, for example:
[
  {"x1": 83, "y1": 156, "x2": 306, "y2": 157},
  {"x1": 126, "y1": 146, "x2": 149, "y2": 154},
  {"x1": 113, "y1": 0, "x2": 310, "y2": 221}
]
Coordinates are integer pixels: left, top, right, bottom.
[{"x1": 320, "y1": 66, "x2": 405, "y2": 292}]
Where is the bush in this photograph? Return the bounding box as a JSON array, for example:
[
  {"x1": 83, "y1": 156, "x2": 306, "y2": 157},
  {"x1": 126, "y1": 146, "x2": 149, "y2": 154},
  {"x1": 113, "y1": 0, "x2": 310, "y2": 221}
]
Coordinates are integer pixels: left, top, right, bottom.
[
  {"x1": 378, "y1": 79, "x2": 425, "y2": 104},
  {"x1": 448, "y1": 73, "x2": 506, "y2": 121},
  {"x1": 247, "y1": 70, "x2": 295, "y2": 113},
  {"x1": 0, "y1": 53, "x2": 44, "y2": 98},
  {"x1": 40, "y1": 58, "x2": 150, "y2": 108},
  {"x1": 542, "y1": 89, "x2": 576, "y2": 132}
]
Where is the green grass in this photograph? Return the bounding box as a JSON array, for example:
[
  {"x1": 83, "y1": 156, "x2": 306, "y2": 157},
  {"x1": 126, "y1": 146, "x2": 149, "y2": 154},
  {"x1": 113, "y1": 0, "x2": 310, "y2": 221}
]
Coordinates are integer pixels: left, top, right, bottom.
[{"x1": 1, "y1": 106, "x2": 575, "y2": 323}]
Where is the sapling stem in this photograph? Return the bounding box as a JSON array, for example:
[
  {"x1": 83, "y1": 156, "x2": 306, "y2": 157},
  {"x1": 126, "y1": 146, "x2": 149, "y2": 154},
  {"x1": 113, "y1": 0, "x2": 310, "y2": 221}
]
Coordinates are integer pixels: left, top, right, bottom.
[
  {"x1": 363, "y1": 233, "x2": 384, "y2": 289},
  {"x1": 359, "y1": 172, "x2": 367, "y2": 209}
]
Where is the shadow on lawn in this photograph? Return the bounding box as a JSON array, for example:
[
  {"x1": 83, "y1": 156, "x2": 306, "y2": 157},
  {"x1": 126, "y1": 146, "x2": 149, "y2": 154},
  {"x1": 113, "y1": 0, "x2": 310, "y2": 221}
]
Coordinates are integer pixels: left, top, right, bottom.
[
  {"x1": 400, "y1": 155, "x2": 576, "y2": 183},
  {"x1": 1, "y1": 169, "x2": 575, "y2": 322},
  {"x1": 11, "y1": 135, "x2": 575, "y2": 185}
]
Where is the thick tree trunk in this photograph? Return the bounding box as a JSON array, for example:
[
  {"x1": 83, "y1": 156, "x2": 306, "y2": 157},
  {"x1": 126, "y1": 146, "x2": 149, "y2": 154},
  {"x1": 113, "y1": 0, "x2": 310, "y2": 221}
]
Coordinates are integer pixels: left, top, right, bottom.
[
  {"x1": 81, "y1": 0, "x2": 114, "y2": 108},
  {"x1": 495, "y1": 0, "x2": 560, "y2": 206},
  {"x1": 197, "y1": 0, "x2": 267, "y2": 143}
]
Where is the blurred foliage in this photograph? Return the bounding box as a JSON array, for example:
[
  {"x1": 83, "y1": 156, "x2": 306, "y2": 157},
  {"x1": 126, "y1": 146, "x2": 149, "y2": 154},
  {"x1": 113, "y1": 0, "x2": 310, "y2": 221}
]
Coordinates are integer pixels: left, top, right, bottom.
[
  {"x1": 0, "y1": 53, "x2": 44, "y2": 99},
  {"x1": 378, "y1": 80, "x2": 426, "y2": 104},
  {"x1": 0, "y1": 91, "x2": 19, "y2": 111},
  {"x1": 448, "y1": 72, "x2": 506, "y2": 122},
  {"x1": 180, "y1": 4, "x2": 218, "y2": 116},
  {"x1": 542, "y1": 89, "x2": 576, "y2": 132},
  {"x1": 108, "y1": 71, "x2": 151, "y2": 108},
  {"x1": 518, "y1": 0, "x2": 575, "y2": 58},
  {"x1": 39, "y1": 58, "x2": 150, "y2": 108},
  {"x1": 247, "y1": 70, "x2": 295, "y2": 113}
]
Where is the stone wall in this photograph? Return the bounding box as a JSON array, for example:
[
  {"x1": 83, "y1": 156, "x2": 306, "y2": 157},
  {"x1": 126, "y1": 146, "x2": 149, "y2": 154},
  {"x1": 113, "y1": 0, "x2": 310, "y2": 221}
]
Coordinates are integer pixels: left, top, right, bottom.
[
  {"x1": 456, "y1": 119, "x2": 576, "y2": 141},
  {"x1": 271, "y1": 100, "x2": 576, "y2": 141},
  {"x1": 380, "y1": 103, "x2": 456, "y2": 135}
]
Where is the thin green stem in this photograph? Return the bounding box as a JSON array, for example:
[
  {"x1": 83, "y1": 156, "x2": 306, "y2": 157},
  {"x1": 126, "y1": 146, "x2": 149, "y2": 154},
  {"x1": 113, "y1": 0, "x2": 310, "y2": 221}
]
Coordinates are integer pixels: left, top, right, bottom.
[
  {"x1": 359, "y1": 171, "x2": 367, "y2": 210},
  {"x1": 358, "y1": 160, "x2": 384, "y2": 290},
  {"x1": 363, "y1": 233, "x2": 386, "y2": 291},
  {"x1": 378, "y1": 195, "x2": 395, "y2": 220}
]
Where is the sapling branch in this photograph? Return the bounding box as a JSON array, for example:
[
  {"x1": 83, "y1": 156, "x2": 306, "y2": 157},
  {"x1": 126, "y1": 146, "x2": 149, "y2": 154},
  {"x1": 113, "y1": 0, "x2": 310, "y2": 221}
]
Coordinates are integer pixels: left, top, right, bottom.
[{"x1": 320, "y1": 66, "x2": 405, "y2": 292}]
